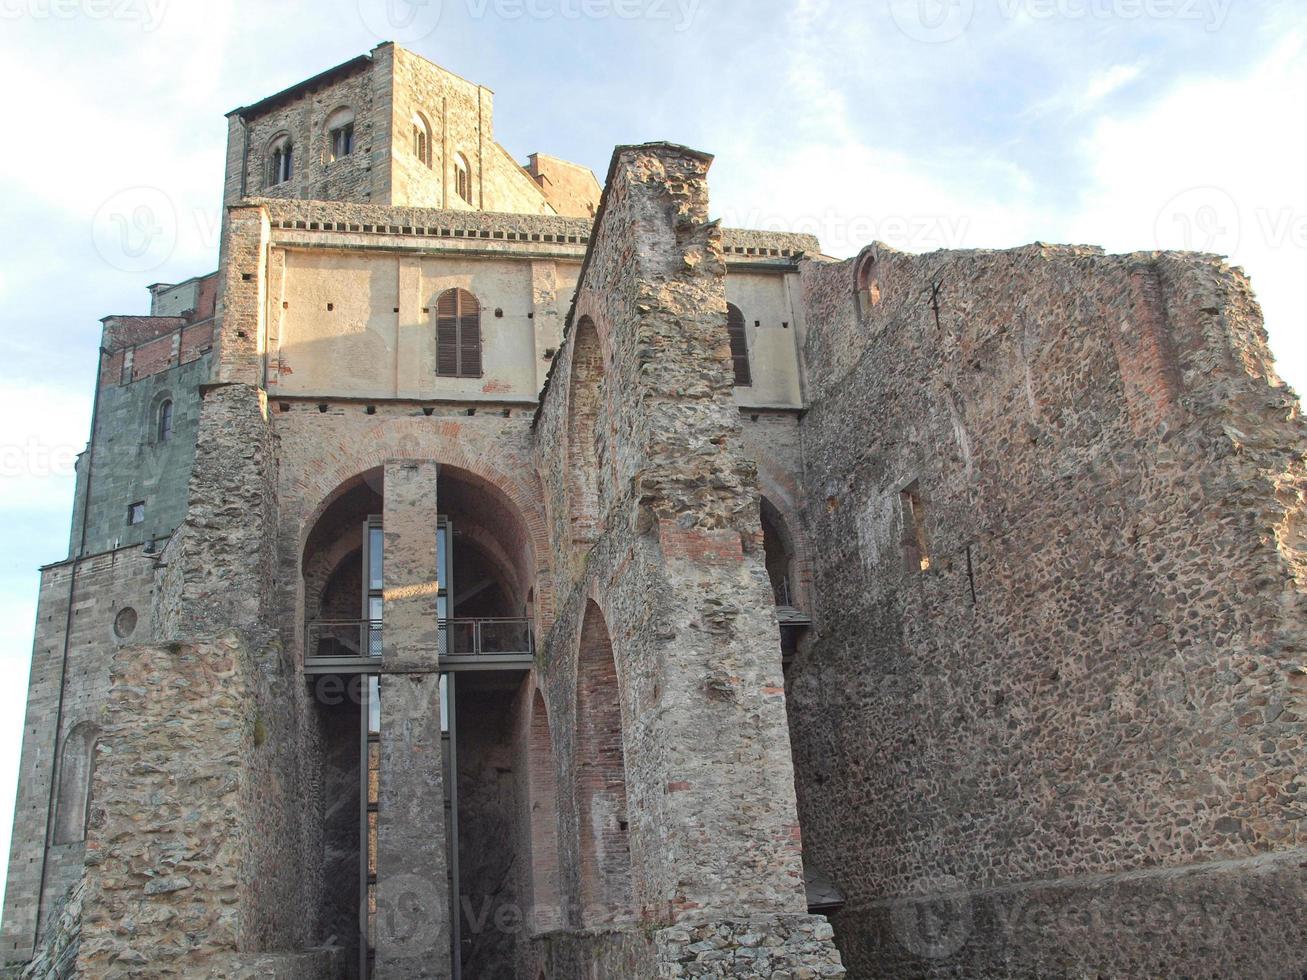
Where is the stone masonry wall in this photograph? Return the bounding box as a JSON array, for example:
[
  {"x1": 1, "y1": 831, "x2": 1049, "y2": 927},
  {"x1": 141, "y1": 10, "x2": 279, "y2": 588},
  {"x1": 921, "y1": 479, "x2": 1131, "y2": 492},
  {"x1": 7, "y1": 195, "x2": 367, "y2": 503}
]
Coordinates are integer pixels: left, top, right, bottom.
[
  {"x1": 226, "y1": 54, "x2": 382, "y2": 205},
  {"x1": 532, "y1": 143, "x2": 844, "y2": 977},
  {"x1": 789, "y1": 242, "x2": 1307, "y2": 976},
  {"x1": 77, "y1": 635, "x2": 253, "y2": 976},
  {"x1": 1, "y1": 548, "x2": 157, "y2": 963}
]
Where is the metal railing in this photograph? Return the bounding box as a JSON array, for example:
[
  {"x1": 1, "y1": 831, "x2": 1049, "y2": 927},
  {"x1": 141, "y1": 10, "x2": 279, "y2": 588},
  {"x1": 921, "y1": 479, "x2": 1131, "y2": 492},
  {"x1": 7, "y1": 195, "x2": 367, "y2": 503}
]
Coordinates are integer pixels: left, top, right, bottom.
[{"x1": 305, "y1": 618, "x2": 534, "y2": 663}]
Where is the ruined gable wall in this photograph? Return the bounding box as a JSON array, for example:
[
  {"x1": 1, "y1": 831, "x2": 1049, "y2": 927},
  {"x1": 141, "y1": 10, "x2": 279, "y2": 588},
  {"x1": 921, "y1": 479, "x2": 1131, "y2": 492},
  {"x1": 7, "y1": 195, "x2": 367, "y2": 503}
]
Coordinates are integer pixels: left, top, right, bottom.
[{"x1": 790, "y1": 243, "x2": 1307, "y2": 975}]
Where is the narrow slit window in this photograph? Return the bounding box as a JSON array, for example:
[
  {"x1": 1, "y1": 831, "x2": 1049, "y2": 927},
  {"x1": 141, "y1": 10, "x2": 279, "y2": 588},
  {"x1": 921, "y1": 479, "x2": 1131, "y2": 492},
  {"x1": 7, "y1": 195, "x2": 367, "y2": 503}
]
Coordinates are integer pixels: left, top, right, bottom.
[{"x1": 900, "y1": 483, "x2": 930, "y2": 573}]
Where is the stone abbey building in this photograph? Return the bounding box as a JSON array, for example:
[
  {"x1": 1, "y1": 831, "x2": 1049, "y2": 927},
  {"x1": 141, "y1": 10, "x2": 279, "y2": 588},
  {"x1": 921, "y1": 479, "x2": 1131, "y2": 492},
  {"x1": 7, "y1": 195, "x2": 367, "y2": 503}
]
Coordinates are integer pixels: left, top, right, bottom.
[{"x1": 3, "y1": 43, "x2": 1305, "y2": 979}]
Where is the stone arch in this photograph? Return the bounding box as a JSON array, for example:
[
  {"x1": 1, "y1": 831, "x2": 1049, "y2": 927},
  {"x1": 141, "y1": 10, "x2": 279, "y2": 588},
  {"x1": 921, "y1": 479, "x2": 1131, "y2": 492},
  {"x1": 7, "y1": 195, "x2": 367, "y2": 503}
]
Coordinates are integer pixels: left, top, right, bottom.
[
  {"x1": 565, "y1": 316, "x2": 606, "y2": 543},
  {"x1": 527, "y1": 687, "x2": 561, "y2": 933},
  {"x1": 854, "y1": 245, "x2": 881, "y2": 316},
  {"x1": 757, "y1": 473, "x2": 815, "y2": 614},
  {"x1": 53, "y1": 721, "x2": 100, "y2": 845},
  {"x1": 573, "y1": 599, "x2": 632, "y2": 926},
  {"x1": 293, "y1": 426, "x2": 556, "y2": 629}
]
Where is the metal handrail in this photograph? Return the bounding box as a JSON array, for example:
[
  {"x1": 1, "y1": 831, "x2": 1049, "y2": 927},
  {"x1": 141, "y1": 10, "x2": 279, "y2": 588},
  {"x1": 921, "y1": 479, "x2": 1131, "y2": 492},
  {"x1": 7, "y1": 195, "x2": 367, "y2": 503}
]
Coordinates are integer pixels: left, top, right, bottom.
[{"x1": 306, "y1": 617, "x2": 534, "y2": 661}]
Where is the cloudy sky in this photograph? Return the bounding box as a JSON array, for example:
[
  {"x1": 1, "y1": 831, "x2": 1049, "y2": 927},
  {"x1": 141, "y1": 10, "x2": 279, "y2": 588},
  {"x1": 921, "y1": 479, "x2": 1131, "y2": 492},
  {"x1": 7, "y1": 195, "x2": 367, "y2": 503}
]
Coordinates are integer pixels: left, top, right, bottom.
[{"x1": 0, "y1": 0, "x2": 1303, "y2": 906}]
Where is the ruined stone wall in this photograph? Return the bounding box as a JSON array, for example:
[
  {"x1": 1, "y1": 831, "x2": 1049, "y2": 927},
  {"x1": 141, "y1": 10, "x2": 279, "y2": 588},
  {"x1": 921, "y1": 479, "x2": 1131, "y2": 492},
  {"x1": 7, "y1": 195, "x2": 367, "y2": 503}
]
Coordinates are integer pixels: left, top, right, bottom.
[
  {"x1": 1, "y1": 549, "x2": 156, "y2": 963},
  {"x1": 531, "y1": 143, "x2": 843, "y2": 977},
  {"x1": 790, "y1": 243, "x2": 1307, "y2": 976}
]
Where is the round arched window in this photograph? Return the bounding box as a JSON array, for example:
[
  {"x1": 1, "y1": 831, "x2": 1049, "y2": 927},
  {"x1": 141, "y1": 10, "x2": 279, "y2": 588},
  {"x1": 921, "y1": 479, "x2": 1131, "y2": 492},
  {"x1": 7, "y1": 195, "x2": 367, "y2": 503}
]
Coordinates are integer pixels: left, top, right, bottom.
[
  {"x1": 454, "y1": 152, "x2": 472, "y2": 204},
  {"x1": 325, "y1": 107, "x2": 355, "y2": 163},
  {"x1": 268, "y1": 133, "x2": 294, "y2": 186}
]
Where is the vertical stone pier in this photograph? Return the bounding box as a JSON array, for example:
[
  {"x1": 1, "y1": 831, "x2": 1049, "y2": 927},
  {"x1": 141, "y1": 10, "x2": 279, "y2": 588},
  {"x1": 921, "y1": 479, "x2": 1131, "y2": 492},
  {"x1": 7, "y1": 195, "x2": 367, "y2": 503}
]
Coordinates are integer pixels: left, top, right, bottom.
[{"x1": 376, "y1": 459, "x2": 451, "y2": 979}]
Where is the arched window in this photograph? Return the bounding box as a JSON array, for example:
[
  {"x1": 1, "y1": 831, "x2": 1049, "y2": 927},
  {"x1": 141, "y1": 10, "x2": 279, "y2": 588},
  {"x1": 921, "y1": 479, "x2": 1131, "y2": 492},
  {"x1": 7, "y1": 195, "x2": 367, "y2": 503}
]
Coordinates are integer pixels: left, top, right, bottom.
[
  {"x1": 413, "y1": 112, "x2": 433, "y2": 169},
  {"x1": 157, "y1": 399, "x2": 173, "y2": 443},
  {"x1": 325, "y1": 107, "x2": 355, "y2": 163},
  {"x1": 53, "y1": 722, "x2": 100, "y2": 845},
  {"x1": 727, "y1": 303, "x2": 752, "y2": 387},
  {"x1": 855, "y1": 248, "x2": 881, "y2": 315},
  {"x1": 268, "y1": 134, "x2": 293, "y2": 186},
  {"x1": 454, "y1": 152, "x2": 472, "y2": 204},
  {"x1": 435, "y1": 288, "x2": 482, "y2": 378}
]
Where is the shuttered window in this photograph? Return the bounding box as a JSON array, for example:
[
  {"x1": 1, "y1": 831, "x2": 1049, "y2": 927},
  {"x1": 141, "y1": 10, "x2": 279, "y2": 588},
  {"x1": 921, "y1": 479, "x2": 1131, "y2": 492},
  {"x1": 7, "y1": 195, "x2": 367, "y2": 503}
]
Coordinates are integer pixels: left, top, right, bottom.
[
  {"x1": 436, "y1": 288, "x2": 483, "y2": 378},
  {"x1": 727, "y1": 303, "x2": 752, "y2": 387}
]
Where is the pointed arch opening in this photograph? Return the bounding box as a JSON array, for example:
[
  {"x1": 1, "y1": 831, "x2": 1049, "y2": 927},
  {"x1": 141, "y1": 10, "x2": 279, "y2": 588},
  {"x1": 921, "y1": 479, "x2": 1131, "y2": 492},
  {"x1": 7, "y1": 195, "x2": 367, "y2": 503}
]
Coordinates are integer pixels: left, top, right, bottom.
[{"x1": 574, "y1": 600, "x2": 632, "y2": 926}]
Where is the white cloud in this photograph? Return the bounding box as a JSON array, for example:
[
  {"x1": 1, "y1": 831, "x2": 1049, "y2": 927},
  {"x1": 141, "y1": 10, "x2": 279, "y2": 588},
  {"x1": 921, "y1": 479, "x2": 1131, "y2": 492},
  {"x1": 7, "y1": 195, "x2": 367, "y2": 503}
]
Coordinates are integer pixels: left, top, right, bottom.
[{"x1": 1070, "y1": 33, "x2": 1307, "y2": 389}]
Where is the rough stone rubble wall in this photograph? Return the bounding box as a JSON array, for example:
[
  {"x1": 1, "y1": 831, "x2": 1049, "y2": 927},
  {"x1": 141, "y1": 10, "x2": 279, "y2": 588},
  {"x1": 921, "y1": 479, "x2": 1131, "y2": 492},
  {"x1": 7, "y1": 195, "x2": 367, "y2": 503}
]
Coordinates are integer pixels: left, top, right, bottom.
[
  {"x1": 532, "y1": 143, "x2": 844, "y2": 977},
  {"x1": 789, "y1": 243, "x2": 1307, "y2": 976}
]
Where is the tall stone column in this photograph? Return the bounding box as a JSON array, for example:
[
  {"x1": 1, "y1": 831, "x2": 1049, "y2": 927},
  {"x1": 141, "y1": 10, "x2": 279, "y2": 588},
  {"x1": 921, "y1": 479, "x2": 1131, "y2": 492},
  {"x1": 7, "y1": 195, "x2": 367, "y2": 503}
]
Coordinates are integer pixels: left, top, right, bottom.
[{"x1": 375, "y1": 459, "x2": 451, "y2": 979}]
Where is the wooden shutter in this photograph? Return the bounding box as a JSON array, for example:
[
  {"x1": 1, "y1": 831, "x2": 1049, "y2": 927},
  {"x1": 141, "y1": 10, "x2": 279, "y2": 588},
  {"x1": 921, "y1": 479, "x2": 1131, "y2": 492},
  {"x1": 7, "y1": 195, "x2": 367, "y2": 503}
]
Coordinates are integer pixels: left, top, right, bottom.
[
  {"x1": 727, "y1": 304, "x2": 752, "y2": 387},
  {"x1": 459, "y1": 292, "x2": 482, "y2": 377},
  {"x1": 437, "y1": 289, "x2": 460, "y2": 376},
  {"x1": 436, "y1": 289, "x2": 483, "y2": 377}
]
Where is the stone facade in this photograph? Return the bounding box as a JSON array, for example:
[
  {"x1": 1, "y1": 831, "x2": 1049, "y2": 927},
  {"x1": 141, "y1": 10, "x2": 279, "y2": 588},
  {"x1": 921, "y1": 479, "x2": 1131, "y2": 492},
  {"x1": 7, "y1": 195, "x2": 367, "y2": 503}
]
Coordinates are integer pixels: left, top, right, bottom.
[{"x1": 5, "y1": 44, "x2": 1305, "y2": 980}]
